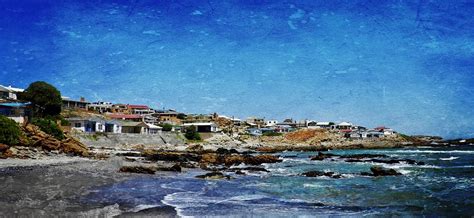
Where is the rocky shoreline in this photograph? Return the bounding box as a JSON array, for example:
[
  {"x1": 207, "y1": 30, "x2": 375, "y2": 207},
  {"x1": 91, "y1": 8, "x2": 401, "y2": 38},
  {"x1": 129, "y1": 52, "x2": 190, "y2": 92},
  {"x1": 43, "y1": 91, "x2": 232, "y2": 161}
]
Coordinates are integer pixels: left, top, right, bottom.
[{"x1": 1, "y1": 125, "x2": 472, "y2": 217}]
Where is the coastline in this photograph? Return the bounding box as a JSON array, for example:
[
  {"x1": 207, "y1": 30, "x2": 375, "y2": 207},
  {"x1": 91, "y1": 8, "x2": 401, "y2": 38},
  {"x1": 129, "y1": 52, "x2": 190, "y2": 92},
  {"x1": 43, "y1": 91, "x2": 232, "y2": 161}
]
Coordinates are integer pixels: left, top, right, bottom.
[{"x1": 1, "y1": 142, "x2": 473, "y2": 217}]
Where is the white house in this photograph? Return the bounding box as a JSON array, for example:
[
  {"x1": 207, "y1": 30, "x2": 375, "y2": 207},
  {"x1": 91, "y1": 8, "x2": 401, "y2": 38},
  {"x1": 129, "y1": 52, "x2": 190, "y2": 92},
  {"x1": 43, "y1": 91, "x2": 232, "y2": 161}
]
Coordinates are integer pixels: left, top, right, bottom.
[
  {"x1": 183, "y1": 122, "x2": 219, "y2": 133},
  {"x1": 265, "y1": 120, "x2": 278, "y2": 127},
  {"x1": 68, "y1": 117, "x2": 106, "y2": 133},
  {"x1": 146, "y1": 123, "x2": 163, "y2": 134},
  {"x1": 0, "y1": 85, "x2": 24, "y2": 100},
  {"x1": 336, "y1": 122, "x2": 353, "y2": 130},
  {"x1": 316, "y1": 122, "x2": 332, "y2": 129}
]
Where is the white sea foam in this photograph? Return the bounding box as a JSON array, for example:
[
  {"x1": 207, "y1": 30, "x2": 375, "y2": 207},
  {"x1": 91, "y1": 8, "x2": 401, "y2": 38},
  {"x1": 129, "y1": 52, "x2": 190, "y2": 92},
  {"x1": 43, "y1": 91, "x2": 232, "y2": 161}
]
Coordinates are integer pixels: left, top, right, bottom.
[
  {"x1": 439, "y1": 156, "x2": 459, "y2": 161},
  {"x1": 391, "y1": 150, "x2": 474, "y2": 154},
  {"x1": 130, "y1": 204, "x2": 162, "y2": 213}
]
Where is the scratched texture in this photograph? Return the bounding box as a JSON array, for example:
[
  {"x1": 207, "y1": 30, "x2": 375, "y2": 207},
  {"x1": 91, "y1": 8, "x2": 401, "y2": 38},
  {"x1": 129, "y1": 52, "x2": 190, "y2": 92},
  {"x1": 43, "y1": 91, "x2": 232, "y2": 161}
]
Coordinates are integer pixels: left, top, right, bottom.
[{"x1": 0, "y1": 0, "x2": 473, "y2": 138}]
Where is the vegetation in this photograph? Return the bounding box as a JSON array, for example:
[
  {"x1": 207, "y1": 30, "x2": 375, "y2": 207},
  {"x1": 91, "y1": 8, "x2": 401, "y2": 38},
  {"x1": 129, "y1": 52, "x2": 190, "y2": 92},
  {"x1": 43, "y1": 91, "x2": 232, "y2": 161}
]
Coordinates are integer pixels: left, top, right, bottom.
[
  {"x1": 32, "y1": 118, "x2": 65, "y2": 140},
  {"x1": 263, "y1": 132, "x2": 283, "y2": 137},
  {"x1": 184, "y1": 125, "x2": 201, "y2": 141},
  {"x1": 177, "y1": 113, "x2": 187, "y2": 120},
  {"x1": 0, "y1": 115, "x2": 21, "y2": 145},
  {"x1": 161, "y1": 123, "x2": 173, "y2": 131},
  {"x1": 18, "y1": 81, "x2": 62, "y2": 118}
]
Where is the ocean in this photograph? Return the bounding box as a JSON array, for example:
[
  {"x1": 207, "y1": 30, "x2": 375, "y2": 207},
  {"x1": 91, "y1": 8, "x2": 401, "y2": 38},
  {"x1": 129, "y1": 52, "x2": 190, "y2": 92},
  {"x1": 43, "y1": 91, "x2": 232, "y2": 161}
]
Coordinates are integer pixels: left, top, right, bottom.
[{"x1": 83, "y1": 145, "x2": 474, "y2": 217}]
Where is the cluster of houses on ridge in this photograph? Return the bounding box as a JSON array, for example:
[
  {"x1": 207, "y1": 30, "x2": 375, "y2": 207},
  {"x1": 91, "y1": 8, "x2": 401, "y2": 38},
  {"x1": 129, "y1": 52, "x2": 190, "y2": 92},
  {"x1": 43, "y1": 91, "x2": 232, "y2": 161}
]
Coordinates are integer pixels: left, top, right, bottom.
[{"x1": 0, "y1": 84, "x2": 397, "y2": 139}]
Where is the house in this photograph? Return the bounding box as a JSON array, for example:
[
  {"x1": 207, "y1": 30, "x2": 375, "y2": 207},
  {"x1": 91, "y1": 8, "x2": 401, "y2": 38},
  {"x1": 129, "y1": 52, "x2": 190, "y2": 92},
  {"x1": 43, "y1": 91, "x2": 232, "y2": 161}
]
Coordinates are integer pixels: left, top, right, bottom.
[
  {"x1": 247, "y1": 128, "x2": 262, "y2": 136},
  {"x1": 246, "y1": 117, "x2": 265, "y2": 127},
  {"x1": 367, "y1": 130, "x2": 385, "y2": 138},
  {"x1": 336, "y1": 122, "x2": 353, "y2": 130},
  {"x1": 104, "y1": 120, "x2": 122, "y2": 133},
  {"x1": 111, "y1": 104, "x2": 130, "y2": 114},
  {"x1": 155, "y1": 110, "x2": 183, "y2": 125},
  {"x1": 265, "y1": 120, "x2": 278, "y2": 127},
  {"x1": 345, "y1": 130, "x2": 368, "y2": 139},
  {"x1": 275, "y1": 124, "x2": 293, "y2": 133},
  {"x1": 146, "y1": 123, "x2": 162, "y2": 134},
  {"x1": 62, "y1": 97, "x2": 89, "y2": 110},
  {"x1": 0, "y1": 102, "x2": 30, "y2": 124},
  {"x1": 67, "y1": 117, "x2": 106, "y2": 133},
  {"x1": 128, "y1": 105, "x2": 154, "y2": 115},
  {"x1": 0, "y1": 85, "x2": 24, "y2": 101},
  {"x1": 374, "y1": 126, "x2": 396, "y2": 136},
  {"x1": 316, "y1": 122, "x2": 333, "y2": 129},
  {"x1": 88, "y1": 101, "x2": 113, "y2": 113},
  {"x1": 119, "y1": 121, "x2": 149, "y2": 134},
  {"x1": 108, "y1": 114, "x2": 144, "y2": 122},
  {"x1": 307, "y1": 121, "x2": 318, "y2": 128},
  {"x1": 185, "y1": 114, "x2": 214, "y2": 123},
  {"x1": 183, "y1": 122, "x2": 219, "y2": 133}
]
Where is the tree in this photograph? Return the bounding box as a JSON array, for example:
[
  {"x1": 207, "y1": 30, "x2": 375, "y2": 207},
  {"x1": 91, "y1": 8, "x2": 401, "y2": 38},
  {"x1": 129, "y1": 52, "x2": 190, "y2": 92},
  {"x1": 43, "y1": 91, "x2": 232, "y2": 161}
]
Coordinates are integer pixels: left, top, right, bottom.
[
  {"x1": 19, "y1": 81, "x2": 62, "y2": 118},
  {"x1": 184, "y1": 125, "x2": 201, "y2": 141},
  {"x1": 161, "y1": 123, "x2": 173, "y2": 131},
  {"x1": 0, "y1": 115, "x2": 21, "y2": 145}
]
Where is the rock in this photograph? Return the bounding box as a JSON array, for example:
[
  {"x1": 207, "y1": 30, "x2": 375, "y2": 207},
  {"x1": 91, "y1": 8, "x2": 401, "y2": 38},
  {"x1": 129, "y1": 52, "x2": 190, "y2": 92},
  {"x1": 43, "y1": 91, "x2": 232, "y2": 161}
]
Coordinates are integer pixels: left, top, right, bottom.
[
  {"x1": 196, "y1": 172, "x2": 232, "y2": 180},
  {"x1": 145, "y1": 151, "x2": 199, "y2": 162},
  {"x1": 244, "y1": 155, "x2": 282, "y2": 165},
  {"x1": 223, "y1": 155, "x2": 246, "y2": 166},
  {"x1": 157, "y1": 164, "x2": 182, "y2": 172},
  {"x1": 216, "y1": 148, "x2": 239, "y2": 154},
  {"x1": 360, "y1": 166, "x2": 402, "y2": 177},
  {"x1": 186, "y1": 144, "x2": 203, "y2": 152},
  {"x1": 201, "y1": 153, "x2": 220, "y2": 165},
  {"x1": 119, "y1": 166, "x2": 156, "y2": 174},
  {"x1": 302, "y1": 170, "x2": 342, "y2": 179},
  {"x1": 310, "y1": 152, "x2": 337, "y2": 161},
  {"x1": 0, "y1": 144, "x2": 9, "y2": 152}
]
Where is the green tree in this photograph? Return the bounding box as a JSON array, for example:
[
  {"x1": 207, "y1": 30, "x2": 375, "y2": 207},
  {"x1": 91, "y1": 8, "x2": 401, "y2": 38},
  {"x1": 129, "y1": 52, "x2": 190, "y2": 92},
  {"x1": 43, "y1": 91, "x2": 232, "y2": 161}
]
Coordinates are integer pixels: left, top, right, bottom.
[
  {"x1": 177, "y1": 113, "x2": 187, "y2": 120},
  {"x1": 0, "y1": 115, "x2": 21, "y2": 145},
  {"x1": 184, "y1": 125, "x2": 201, "y2": 141},
  {"x1": 161, "y1": 123, "x2": 173, "y2": 131},
  {"x1": 19, "y1": 81, "x2": 62, "y2": 118}
]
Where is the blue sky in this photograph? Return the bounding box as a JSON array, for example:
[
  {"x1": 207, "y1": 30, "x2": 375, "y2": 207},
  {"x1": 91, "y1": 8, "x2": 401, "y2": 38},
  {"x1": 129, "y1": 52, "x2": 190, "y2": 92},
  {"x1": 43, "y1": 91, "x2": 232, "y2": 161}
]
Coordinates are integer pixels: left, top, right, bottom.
[{"x1": 0, "y1": 0, "x2": 473, "y2": 138}]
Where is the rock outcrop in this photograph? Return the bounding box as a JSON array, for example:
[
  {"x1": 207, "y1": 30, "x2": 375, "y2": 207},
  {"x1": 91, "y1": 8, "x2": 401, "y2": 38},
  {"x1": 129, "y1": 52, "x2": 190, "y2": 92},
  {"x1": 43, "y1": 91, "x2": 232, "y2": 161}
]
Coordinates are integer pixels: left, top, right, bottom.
[
  {"x1": 119, "y1": 166, "x2": 156, "y2": 174},
  {"x1": 196, "y1": 172, "x2": 233, "y2": 180},
  {"x1": 302, "y1": 170, "x2": 342, "y2": 179},
  {"x1": 361, "y1": 166, "x2": 402, "y2": 177}
]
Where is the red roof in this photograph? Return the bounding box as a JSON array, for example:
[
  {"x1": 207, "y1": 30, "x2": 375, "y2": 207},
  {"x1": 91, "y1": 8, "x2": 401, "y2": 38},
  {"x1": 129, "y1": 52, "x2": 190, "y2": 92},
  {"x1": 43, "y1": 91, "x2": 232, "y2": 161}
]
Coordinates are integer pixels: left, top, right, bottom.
[
  {"x1": 108, "y1": 114, "x2": 142, "y2": 119},
  {"x1": 340, "y1": 129, "x2": 352, "y2": 133},
  {"x1": 128, "y1": 105, "x2": 149, "y2": 109}
]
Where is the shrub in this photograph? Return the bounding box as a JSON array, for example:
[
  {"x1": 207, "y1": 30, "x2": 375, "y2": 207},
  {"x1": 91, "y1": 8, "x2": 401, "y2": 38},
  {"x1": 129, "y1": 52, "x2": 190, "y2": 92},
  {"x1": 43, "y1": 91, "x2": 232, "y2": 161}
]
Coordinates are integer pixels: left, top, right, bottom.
[
  {"x1": 0, "y1": 115, "x2": 21, "y2": 145},
  {"x1": 32, "y1": 118, "x2": 65, "y2": 140},
  {"x1": 184, "y1": 125, "x2": 201, "y2": 141},
  {"x1": 262, "y1": 132, "x2": 283, "y2": 136},
  {"x1": 161, "y1": 123, "x2": 173, "y2": 131},
  {"x1": 60, "y1": 118, "x2": 70, "y2": 126}
]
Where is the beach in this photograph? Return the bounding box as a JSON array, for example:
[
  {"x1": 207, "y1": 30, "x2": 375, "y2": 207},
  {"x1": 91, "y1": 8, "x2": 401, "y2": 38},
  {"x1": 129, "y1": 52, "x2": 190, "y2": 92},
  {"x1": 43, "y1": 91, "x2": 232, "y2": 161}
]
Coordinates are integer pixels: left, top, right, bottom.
[{"x1": 1, "y1": 144, "x2": 473, "y2": 217}]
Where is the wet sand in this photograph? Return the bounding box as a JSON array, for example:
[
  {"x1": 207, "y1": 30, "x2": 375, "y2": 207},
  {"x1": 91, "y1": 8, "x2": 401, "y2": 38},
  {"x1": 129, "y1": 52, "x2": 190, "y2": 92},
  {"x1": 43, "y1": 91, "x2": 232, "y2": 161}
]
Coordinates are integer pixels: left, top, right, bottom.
[{"x1": 0, "y1": 157, "x2": 178, "y2": 217}]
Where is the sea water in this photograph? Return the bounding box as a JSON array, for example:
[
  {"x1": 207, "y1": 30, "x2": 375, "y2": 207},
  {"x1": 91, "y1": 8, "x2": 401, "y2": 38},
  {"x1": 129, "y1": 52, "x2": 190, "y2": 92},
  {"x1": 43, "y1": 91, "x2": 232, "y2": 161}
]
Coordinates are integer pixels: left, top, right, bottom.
[{"x1": 83, "y1": 145, "x2": 474, "y2": 217}]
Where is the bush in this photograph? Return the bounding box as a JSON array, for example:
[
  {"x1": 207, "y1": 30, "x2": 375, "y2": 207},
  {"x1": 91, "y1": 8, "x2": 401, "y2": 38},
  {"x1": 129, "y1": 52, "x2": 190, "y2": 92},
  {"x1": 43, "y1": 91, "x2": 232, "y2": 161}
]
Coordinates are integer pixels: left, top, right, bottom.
[
  {"x1": 161, "y1": 123, "x2": 173, "y2": 131},
  {"x1": 60, "y1": 118, "x2": 70, "y2": 126},
  {"x1": 262, "y1": 132, "x2": 283, "y2": 137},
  {"x1": 32, "y1": 118, "x2": 65, "y2": 140},
  {"x1": 0, "y1": 115, "x2": 21, "y2": 145},
  {"x1": 184, "y1": 125, "x2": 201, "y2": 141}
]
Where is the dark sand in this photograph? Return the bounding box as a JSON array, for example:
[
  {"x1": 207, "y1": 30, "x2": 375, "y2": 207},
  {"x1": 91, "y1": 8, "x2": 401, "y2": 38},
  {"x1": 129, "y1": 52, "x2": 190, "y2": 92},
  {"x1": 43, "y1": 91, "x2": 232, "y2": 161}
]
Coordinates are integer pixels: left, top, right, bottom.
[{"x1": 0, "y1": 157, "x2": 178, "y2": 217}]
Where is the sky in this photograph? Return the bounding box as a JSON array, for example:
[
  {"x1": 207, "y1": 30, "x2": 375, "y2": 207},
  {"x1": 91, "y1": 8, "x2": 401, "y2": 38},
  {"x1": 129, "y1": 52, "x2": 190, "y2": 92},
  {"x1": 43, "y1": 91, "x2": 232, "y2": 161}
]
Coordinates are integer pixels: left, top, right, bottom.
[{"x1": 0, "y1": 0, "x2": 473, "y2": 138}]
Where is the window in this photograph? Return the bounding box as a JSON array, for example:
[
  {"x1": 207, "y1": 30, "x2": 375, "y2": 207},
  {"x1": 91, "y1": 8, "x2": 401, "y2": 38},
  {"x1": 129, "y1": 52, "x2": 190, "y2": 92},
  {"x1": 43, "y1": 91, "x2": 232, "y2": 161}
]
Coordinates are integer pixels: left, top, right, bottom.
[{"x1": 75, "y1": 123, "x2": 82, "y2": 128}]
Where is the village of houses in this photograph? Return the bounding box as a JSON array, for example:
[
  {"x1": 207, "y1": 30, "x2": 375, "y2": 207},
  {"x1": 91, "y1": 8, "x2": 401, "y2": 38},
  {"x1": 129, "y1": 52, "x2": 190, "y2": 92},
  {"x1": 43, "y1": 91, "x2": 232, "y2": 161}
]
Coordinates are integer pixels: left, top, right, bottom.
[{"x1": 0, "y1": 84, "x2": 397, "y2": 141}]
